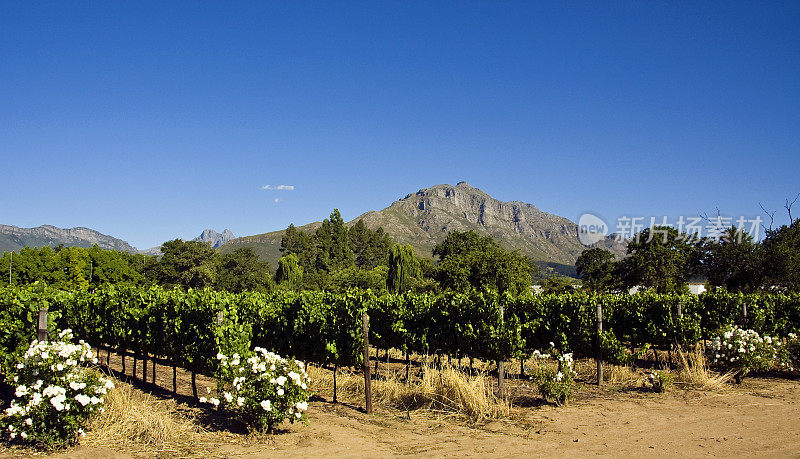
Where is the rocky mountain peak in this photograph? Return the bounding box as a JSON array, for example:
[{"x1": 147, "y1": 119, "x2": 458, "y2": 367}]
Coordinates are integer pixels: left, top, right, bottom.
[
  {"x1": 359, "y1": 183, "x2": 626, "y2": 267},
  {"x1": 193, "y1": 228, "x2": 236, "y2": 249}
]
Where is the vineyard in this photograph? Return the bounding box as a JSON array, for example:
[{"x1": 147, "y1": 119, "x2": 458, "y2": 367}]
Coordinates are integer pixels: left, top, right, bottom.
[{"x1": 2, "y1": 284, "x2": 800, "y2": 395}]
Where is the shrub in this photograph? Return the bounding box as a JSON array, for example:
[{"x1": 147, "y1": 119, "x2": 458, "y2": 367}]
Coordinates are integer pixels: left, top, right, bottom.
[
  {"x1": 529, "y1": 346, "x2": 578, "y2": 406},
  {"x1": 203, "y1": 348, "x2": 311, "y2": 432},
  {"x1": 1, "y1": 330, "x2": 113, "y2": 448},
  {"x1": 709, "y1": 325, "x2": 779, "y2": 383}
]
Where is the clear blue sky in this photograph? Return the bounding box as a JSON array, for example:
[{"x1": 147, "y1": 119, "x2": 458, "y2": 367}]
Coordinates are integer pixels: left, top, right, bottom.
[{"x1": 2, "y1": 1, "x2": 798, "y2": 249}]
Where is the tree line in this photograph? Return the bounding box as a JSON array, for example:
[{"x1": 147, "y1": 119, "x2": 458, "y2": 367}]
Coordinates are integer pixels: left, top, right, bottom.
[
  {"x1": 274, "y1": 209, "x2": 536, "y2": 294},
  {"x1": 0, "y1": 209, "x2": 538, "y2": 295},
  {"x1": 577, "y1": 219, "x2": 800, "y2": 293}
]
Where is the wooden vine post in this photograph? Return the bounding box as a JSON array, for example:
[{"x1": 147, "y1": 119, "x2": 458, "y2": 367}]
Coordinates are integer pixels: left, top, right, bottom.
[
  {"x1": 37, "y1": 307, "x2": 48, "y2": 342},
  {"x1": 362, "y1": 313, "x2": 373, "y2": 414},
  {"x1": 596, "y1": 302, "x2": 603, "y2": 386},
  {"x1": 675, "y1": 302, "x2": 683, "y2": 353},
  {"x1": 143, "y1": 334, "x2": 148, "y2": 382},
  {"x1": 497, "y1": 304, "x2": 505, "y2": 398}
]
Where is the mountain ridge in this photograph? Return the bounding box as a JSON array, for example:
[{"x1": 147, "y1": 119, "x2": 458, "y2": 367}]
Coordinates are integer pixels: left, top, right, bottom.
[
  {"x1": 0, "y1": 224, "x2": 139, "y2": 254},
  {"x1": 218, "y1": 182, "x2": 626, "y2": 274}
]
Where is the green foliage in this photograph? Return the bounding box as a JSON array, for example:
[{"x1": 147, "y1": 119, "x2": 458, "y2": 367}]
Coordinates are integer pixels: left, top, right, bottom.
[
  {"x1": 781, "y1": 333, "x2": 800, "y2": 372},
  {"x1": 1, "y1": 285, "x2": 800, "y2": 393},
  {"x1": 621, "y1": 226, "x2": 696, "y2": 293},
  {"x1": 0, "y1": 246, "x2": 149, "y2": 289},
  {"x1": 433, "y1": 230, "x2": 535, "y2": 294},
  {"x1": 349, "y1": 220, "x2": 392, "y2": 269},
  {"x1": 387, "y1": 244, "x2": 419, "y2": 293},
  {"x1": 529, "y1": 349, "x2": 578, "y2": 406},
  {"x1": 313, "y1": 209, "x2": 354, "y2": 273},
  {"x1": 216, "y1": 248, "x2": 273, "y2": 293},
  {"x1": 699, "y1": 228, "x2": 761, "y2": 292},
  {"x1": 539, "y1": 276, "x2": 576, "y2": 294},
  {"x1": 329, "y1": 265, "x2": 387, "y2": 293},
  {"x1": 146, "y1": 239, "x2": 218, "y2": 289},
  {"x1": 275, "y1": 254, "x2": 303, "y2": 289},
  {"x1": 760, "y1": 218, "x2": 800, "y2": 292},
  {"x1": 576, "y1": 248, "x2": 618, "y2": 292},
  {"x1": 279, "y1": 211, "x2": 399, "y2": 291},
  {"x1": 600, "y1": 331, "x2": 646, "y2": 366}
]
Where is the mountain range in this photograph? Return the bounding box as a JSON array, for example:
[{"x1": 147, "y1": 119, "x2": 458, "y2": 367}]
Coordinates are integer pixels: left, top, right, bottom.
[
  {"x1": 218, "y1": 182, "x2": 626, "y2": 275},
  {"x1": 1, "y1": 183, "x2": 626, "y2": 276},
  {"x1": 0, "y1": 224, "x2": 139, "y2": 254}
]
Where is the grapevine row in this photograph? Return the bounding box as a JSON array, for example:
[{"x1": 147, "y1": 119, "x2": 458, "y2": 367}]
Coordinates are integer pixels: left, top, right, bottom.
[{"x1": 2, "y1": 284, "x2": 799, "y2": 381}]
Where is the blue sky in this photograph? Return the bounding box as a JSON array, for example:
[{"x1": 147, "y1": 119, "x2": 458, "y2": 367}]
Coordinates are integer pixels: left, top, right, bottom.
[{"x1": 1, "y1": 1, "x2": 798, "y2": 249}]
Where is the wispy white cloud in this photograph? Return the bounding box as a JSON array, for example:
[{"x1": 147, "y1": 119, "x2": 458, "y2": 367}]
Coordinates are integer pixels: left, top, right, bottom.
[{"x1": 262, "y1": 184, "x2": 295, "y2": 191}]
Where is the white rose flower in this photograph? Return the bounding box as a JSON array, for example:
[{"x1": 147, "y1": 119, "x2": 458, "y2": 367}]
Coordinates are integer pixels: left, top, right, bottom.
[{"x1": 75, "y1": 394, "x2": 91, "y2": 406}]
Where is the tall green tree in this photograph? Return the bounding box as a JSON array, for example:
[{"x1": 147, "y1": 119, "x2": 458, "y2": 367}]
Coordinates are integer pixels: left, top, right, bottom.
[
  {"x1": 349, "y1": 219, "x2": 392, "y2": 269},
  {"x1": 620, "y1": 226, "x2": 696, "y2": 293},
  {"x1": 387, "y1": 244, "x2": 419, "y2": 293},
  {"x1": 575, "y1": 247, "x2": 618, "y2": 292},
  {"x1": 759, "y1": 218, "x2": 800, "y2": 292},
  {"x1": 146, "y1": 239, "x2": 218, "y2": 289},
  {"x1": 280, "y1": 224, "x2": 316, "y2": 272},
  {"x1": 701, "y1": 228, "x2": 760, "y2": 292},
  {"x1": 433, "y1": 230, "x2": 535, "y2": 294},
  {"x1": 275, "y1": 253, "x2": 303, "y2": 289},
  {"x1": 216, "y1": 247, "x2": 273, "y2": 293},
  {"x1": 313, "y1": 209, "x2": 354, "y2": 272}
]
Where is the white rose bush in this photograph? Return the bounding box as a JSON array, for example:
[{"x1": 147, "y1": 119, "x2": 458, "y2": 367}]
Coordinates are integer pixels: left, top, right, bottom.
[
  {"x1": 528, "y1": 344, "x2": 578, "y2": 406},
  {"x1": 1, "y1": 330, "x2": 113, "y2": 448},
  {"x1": 202, "y1": 347, "x2": 311, "y2": 432},
  {"x1": 709, "y1": 325, "x2": 780, "y2": 383}
]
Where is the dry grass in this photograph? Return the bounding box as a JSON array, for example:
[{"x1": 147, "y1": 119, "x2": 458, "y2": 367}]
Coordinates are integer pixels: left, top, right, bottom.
[
  {"x1": 83, "y1": 381, "x2": 211, "y2": 456},
  {"x1": 308, "y1": 363, "x2": 511, "y2": 422},
  {"x1": 608, "y1": 364, "x2": 641, "y2": 388},
  {"x1": 675, "y1": 346, "x2": 733, "y2": 390}
]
